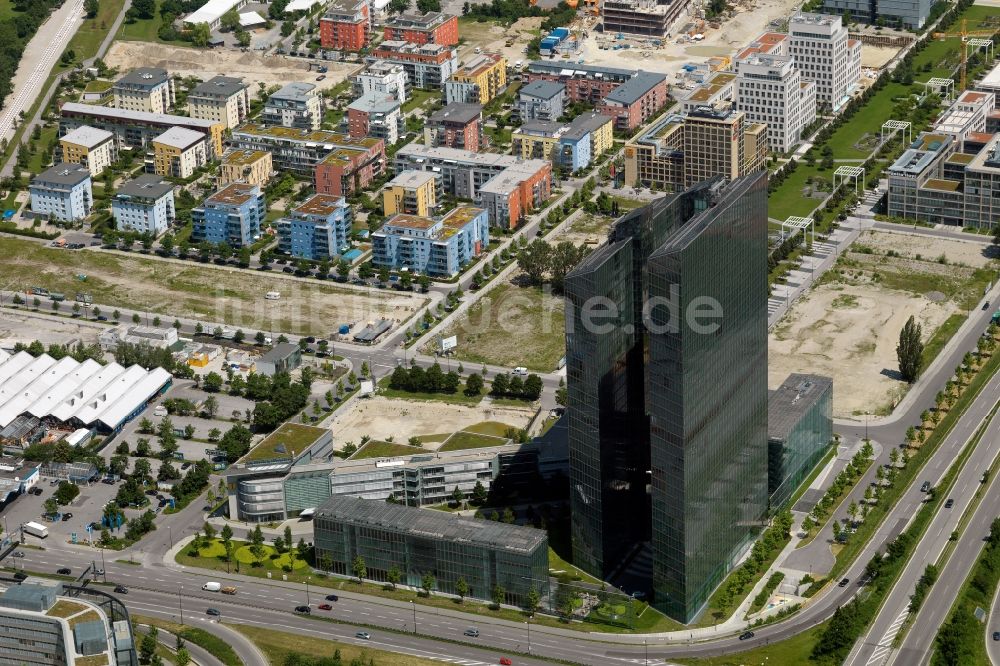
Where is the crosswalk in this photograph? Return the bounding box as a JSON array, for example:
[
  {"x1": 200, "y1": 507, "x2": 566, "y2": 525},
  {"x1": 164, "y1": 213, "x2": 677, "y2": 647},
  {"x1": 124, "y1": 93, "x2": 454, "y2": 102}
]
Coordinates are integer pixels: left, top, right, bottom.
[{"x1": 866, "y1": 608, "x2": 909, "y2": 665}]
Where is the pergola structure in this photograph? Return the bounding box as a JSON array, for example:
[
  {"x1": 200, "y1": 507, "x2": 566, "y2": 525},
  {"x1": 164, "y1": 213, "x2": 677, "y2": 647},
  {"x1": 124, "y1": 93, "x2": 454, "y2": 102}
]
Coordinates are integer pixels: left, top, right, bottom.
[
  {"x1": 781, "y1": 216, "x2": 814, "y2": 246},
  {"x1": 923, "y1": 77, "x2": 955, "y2": 101},
  {"x1": 967, "y1": 38, "x2": 994, "y2": 68},
  {"x1": 881, "y1": 120, "x2": 912, "y2": 146},
  {"x1": 834, "y1": 166, "x2": 865, "y2": 194}
]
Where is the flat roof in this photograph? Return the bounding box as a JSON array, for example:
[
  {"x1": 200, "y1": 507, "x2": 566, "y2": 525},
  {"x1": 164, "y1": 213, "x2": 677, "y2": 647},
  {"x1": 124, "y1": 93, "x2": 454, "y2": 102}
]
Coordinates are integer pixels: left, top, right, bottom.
[
  {"x1": 924, "y1": 178, "x2": 961, "y2": 192},
  {"x1": 153, "y1": 126, "x2": 206, "y2": 150},
  {"x1": 527, "y1": 60, "x2": 635, "y2": 79},
  {"x1": 519, "y1": 80, "x2": 565, "y2": 101},
  {"x1": 442, "y1": 205, "x2": 483, "y2": 228},
  {"x1": 387, "y1": 170, "x2": 437, "y2": 189},
  {"x1": 981, "y1": 60, "x2": 1000, "y2": 90},
  {"x1": 294, "y1": 193, "x2": 347, "y2": 217},
  {"x1": 454, "y1": 53, "x2": 504, "y2": 78},
  {"x1": 116, "y1": 174, "x2": 174, "y2": 199},
  {"x1": 60, "y1": 125, "x2": 113, "y2": 149},
  {"x1": 206, "y1": 182, "x2": 258, "y2": 206},
  {"x1": 222, "y1": 149, "x2": 270, "y2": 166},
  {"x1": 385, "y1": 10, "x2": 452, "y2": 29},
  {"x1": 387, "y1": 213, "x2": 437, "y2": 229},
  {"x1": 116, "y1": 67, "x2": 170, "y2": 88},
  {"x1": 60, "y1": 102, "x2": 219, "y2": 129},
  {"x1": 768, "y1": 373, "x2": 831, "y2": 440},
  {"x1": 428, "y1": 102, "x2": 482, "y2": 125},
  {"x1": 191, "y1": 75, "x2": 247, "y2": 98},
  {"x1": 242, "y1": 422, "x2": 326, "y2": 462},
  {"x1": 604, "y1": 71, "x2": 666, "y2": 106},
  {"x1": 316, "y1": 495, "x2": 547, "y2": 553},
  {"x1": 33, "y1": 163, "x2": 90, "y2": 187},
  {"x1": 270, "y1": 82, "x2": 317, "y2": 102},
  {"x1": 235, "y1": 123, "x2": 382, "y2": 149},
  {"x1": 347, "y1": 94, "x2": 400, "y2": 114},
  {"x1": 185, "y1": 0, "x2": 245, "y2": 25}
]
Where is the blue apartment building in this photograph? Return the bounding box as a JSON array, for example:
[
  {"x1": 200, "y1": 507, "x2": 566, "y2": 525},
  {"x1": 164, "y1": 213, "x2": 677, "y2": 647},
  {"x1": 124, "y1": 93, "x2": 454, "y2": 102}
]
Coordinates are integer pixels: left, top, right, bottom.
[
  {"x1": 277, "y1": 193, "x2": 352, "y2": 261},
  {"x1": 29, "y1": 163, "x2": 93, "y2": 222},
  {"x1": 373, "y1": 205, "x2": 489, "y2": 277},
  {"x1": 191, "y1": 182, "x2": 265, "y2": 247}
]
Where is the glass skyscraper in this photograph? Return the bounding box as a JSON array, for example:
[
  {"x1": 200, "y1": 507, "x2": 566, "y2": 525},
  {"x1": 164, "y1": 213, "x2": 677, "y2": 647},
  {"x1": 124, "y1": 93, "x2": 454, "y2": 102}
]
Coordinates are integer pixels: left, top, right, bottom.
[{"x1": 564, "y1": 171, "x2": 769, "y2": 623}]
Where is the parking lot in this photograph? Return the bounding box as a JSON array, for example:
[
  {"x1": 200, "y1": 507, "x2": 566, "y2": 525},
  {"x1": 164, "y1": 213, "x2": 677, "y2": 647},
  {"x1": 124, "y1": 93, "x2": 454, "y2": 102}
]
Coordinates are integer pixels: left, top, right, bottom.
[{"x1": 2, "y1": 474, "x2": 119, "y2": 548}]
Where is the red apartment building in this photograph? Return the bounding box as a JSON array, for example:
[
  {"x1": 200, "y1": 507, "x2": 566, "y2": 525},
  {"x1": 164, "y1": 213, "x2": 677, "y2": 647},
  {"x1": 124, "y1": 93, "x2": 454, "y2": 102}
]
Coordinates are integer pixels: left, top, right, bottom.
[
  {"x1": 424, "y1": 102, "x2": 483, "y2": 152},
  {"x1": 383, "y1": 12, "x2": 459, "y2": 46},
  {"x1": 314, "y1": 138, "x2": 386, "y2": 198},
  {"x1": 596, "y1": 71, "x2": 668, "y2": 131},
  {"x1": 320, "y1": 0, "x2": 370, "y2": 51}
]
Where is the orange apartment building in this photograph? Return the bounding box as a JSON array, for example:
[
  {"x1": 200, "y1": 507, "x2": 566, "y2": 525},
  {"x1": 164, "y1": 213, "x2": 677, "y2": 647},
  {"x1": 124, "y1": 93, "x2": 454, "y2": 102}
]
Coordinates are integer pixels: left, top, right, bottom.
[
  {"x1": 383, "y1": 12, "x2": 459, "y2": 46},
  {"x1": 320, "y1": 0, "x2": 370, "y2": 51}
]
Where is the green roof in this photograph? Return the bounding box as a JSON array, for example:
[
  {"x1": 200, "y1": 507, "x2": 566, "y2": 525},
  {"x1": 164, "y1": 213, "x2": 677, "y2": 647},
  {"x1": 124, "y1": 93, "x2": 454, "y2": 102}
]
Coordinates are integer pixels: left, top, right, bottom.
[{"x1": 242, "y1": 423, "x2": 327, "y2": 462}]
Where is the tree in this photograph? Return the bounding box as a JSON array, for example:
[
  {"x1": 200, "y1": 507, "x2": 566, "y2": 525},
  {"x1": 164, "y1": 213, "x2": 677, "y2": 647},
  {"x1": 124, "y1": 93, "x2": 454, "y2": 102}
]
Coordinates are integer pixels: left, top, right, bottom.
[
  {"x1": 455, "y1": 576, "x2": 468, "y2": 602},
  {"x1": 190, "y1": 22, "x2": 211, "y2": 47},
  {"x1": 131, "y1": 0, "x2": 155, "y2": 18},
  {"x1": 386, "y1": 565, "x2": 401, "y2": 590},
  {"x1": 220, "y1": 7, "x2": 240, "y2": 31},
  {"x1": 465, "y1": 373, "x2": 484, "y2": 396},
  {"x1": 896, "y1": 315, "x2": 924, "y2": 383},
  {"x1": 352, "y1": 555, "x2": 367, "y2": 582},
  {"x1": 44, "y1": 497, "x2": 59, "y2": 517},
  {"x1": 139, "y1": 626, "x2": 158, "y2": 663},
  {"x1": 491, "y1": 583, "x2": 505, "y2": 607},
  {"x1": 832, "y1": 520, "x2": 842, "y2": 542},
  {"x1": 450, "y1": 486, "x2": 464, "y2": 505},
  {"x1": 84, "y1": 0, "x2": 99, "y2": 18},
  {"x1": 175, "y1": 648, "x2": 190, "y2": 666},
  {"x1": 421, "y1": 572, "x2": 436, "y2": 596},
  {"x1": 203, "y1": 372, "x2": 223, "y2": 393},
  {"x1": 471, "y1": 480, "x2": 488, "y2": 505},
  {"x1": 249, "y1": 524, "x2": 266, "y2": 565},
  {"x1": 502, "y1": 507, "x2": 516, "y2": 524},
  {"x1": 526, "y1": 587, "x2": 540, "y2": 614},
  {"x1": 203, "y1": 395, "x2": 219, "y2": 419}
]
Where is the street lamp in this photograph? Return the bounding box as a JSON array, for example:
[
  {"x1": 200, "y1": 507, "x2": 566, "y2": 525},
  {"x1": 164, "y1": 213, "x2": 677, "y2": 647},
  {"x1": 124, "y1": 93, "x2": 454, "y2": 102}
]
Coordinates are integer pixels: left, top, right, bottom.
[
  {"x1": 411, "y1": 600, "x2": 416, "y2": 634},
  {"x1": 526, "y1": 615, "x2": 532, "y2": 654},
  {"x1": 865, "y1": 411, "x2": 869, "y2": 442},
  {"x1": 644, "y1": 639, "x2": 648, "y2": 666},
  {"x1": 178, "y1": 585, "x2": 184, "y2": 625},
  {"x1": 306, "y1": 577, "x2": 311, "y2": 605}
]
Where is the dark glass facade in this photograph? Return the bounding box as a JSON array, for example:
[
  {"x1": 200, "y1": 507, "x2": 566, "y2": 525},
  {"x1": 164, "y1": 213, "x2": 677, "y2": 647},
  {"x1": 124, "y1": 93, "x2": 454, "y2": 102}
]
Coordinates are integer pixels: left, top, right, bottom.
[
  {"x1": 564, "y1": 171, "x2": 769, "y2": 623},
  {"x1": 767, "y1": 373, "x2": 833, "y2": 510}
]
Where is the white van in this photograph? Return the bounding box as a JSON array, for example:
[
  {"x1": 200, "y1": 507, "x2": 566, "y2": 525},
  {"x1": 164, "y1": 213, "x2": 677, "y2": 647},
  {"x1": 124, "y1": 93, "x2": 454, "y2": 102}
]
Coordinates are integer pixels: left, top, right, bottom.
[
  {"x1": 153, "y1": 405, "x2": 167, "y2": 417},
  {"x1": 265, "y1": 291, "x2": 281, "y2": 300},
  {"x1": 512, "y1": 367, "x2": 528, "y2": 377},
  {"x1": 202, "y1": 582, "x2": 222, "y2": 592}
]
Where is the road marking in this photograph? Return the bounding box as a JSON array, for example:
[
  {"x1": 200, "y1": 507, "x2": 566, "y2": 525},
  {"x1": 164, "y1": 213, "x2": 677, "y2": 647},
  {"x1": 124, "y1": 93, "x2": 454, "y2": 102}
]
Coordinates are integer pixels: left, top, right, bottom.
[{"x1": 866, "y1": 608, "x2": 910, "y2": 666}]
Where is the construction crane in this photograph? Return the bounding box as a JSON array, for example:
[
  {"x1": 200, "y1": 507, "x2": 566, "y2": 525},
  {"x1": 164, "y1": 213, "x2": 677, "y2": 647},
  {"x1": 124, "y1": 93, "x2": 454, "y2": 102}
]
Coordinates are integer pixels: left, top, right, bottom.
[{"x1": 931, "y1": 18, "x2": 997, "y2": 91}]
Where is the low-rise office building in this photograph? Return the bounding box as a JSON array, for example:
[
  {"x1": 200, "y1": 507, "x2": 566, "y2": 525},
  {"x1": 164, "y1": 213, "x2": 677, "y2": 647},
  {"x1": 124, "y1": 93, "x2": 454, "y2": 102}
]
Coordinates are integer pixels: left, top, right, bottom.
[
  {"x1": 113, "y1": 67, "x2": 175, "y2": 114},
  {"x1": 58, "y1": 125, "x2": 115, "y2": 176},
  {"x1": 262, "y1": 82, "x2": 323, "y2": 131},
  {"x1": 277, "y1": 193, "x2": 351, "y2": 260},
  {"x1": 368, "y1": 41, "x2": 459, "y2": 89},
  {"x1": 445, "y1": 52, "x2": 507, "y2": 105},
  {"x1": 373, "y1": 205, "x2": 489, "y2": 277},
  {"x1": 29, "y1": 163, "x2": 92, "y2": 222},
  {"x1": 679, "y1": 71, "x2": 736, "y2": 113},
  {"x1": 383, "y1": 11, "x2": 458, "y2": 46},
  {"x1": 353, "y1": 60, "x2": 408, "y2": 103},
  {"x1": 112, "y1": 174, "x2": 175, "y2": 236},
  {"x1": 768, "y1": 374, "x2": 833, "y2": 509},
  {"x1": 313, "y1": 495, "x2": 549, "y2": 605},
  {"x1": 383, "y1": 170, "x2": 439, "y2": 217},
  {"x1": 347, "y1": 94, "x2": 403, "y2": 145},
  {"x1": 423, "y1": 103, "x2": 483, "y2": 152},
  {"x1": 516, "y1": 80, "x2": 566, "y2": 122},
  {"x1": 188, "y1": 75, "x2": 251, "y2": 129},
  {"x1": 150, "y1": 126, "x2": 208, "y2": 179},
  {"x1": 219, "y1": 149, "x2": 273, "y2": 187},
  {"x1": 59, "y1": 103, "x2": 224, "y2": 158},
  {"x1": 99, "y1": 323, "x2": 179, "y2": 351},
  {"x1": 320, "y1": 0, "x2": 371, "y2": 51},
  {"x1": 255, "y1": 343, "x2": 303, "y2": 376},
  {"x1": 192, "y1": 182, "x2": 265, "y2": 247}
]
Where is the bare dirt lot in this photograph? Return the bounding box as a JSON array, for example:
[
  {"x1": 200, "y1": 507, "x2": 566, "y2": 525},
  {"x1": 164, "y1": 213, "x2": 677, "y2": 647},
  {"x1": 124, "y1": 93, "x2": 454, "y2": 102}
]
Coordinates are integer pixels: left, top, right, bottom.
[
  {"x1": 104, "y1": 42, "x2": 362, "y2": 91},
  {"x1": 769, "y1": 230, "x2": 997, "y2": 418},
  {"x1": 0, "y1": 238, "x2": 425, "y2": 336},
  {"x1": 0, "y1": 309, "x2": 104, "y2": 349},
  {"x1": 328, "y1": 396, "x2": 536, "y2": 448}
]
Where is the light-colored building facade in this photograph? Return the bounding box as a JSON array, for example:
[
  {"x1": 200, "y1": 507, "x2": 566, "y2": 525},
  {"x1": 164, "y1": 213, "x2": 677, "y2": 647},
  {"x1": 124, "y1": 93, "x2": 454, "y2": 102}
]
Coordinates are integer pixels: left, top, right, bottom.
[
  {"x1": 786, "y1": 14, "x2": 859, "y2": 111},
  {"x1": 150, "y1": 126, "x2": 208, "y2": 179},
  {"x1": 516, "y1": 80, "x2": 566, "y2": 122},
  {"x1": 113, "y1": 67, "x2": 175, "y2": 114},
  {"x1": 346, "y1": 94, "x2": 403, "y2": 145},
  {"x1": 219, "y1": 149, "x2": 273, "y2": 187},
  {"x1": 29, "y1": 163, "x2": 92, "y2": 222},
  {"x1": 352, "y1": 60, "x2": 408, "y2": 103},
  {"x1": 58, "y1": 126, "x2": 115, "y2": 176},
  {"x1": 58, "y1": 103, "x2": 224, "y2": 158},
  {"x1": 188, "y1": 76, "x2": 251, "y2": 129},
  {"x1": 383, "y1": 170, "x2": 439, "y2": 217},
  {"x1": 445, "y1": 53, "x2": 507, "y2": 105},
  {"x1": 112, "y1": 174, "x2": 175, "y2": 236},
  {"x1": 735, "y1": 53, "x2": 816, "y2": 153},
  {"x1": 229, "y1": 125, "x2": 385, "y2": 184},
  {"x1": 277, "y1": 193, "x2": 352, "y2": 260},
  {"x1": 369, "y1": 41, "x2": 459, "y2": 89},
  {"x1": 262, "y1": 82, "x2": 322, "y2": 131}
]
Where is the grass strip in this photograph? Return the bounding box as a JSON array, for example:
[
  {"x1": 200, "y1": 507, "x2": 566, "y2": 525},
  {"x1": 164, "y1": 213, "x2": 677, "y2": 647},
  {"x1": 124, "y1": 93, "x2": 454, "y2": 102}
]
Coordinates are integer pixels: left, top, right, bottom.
[{"x1": 133, "y1": 615, "x2": 240, "y2": 666}]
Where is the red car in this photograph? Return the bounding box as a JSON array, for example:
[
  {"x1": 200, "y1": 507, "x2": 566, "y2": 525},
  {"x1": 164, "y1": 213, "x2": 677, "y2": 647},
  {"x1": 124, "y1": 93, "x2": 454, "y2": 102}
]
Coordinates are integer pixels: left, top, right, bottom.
[
  {"x1": 318, "y1": 603, "x2": 332, "y2": 610},
  {"x1": 499, "y1": 659, "x2": 512, "y2": 666}
]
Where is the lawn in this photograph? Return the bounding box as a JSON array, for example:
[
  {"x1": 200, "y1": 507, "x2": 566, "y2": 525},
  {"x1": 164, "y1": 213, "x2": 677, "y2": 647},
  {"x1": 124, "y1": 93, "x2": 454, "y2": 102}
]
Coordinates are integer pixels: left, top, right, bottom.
[
  {"x1": 133, "y1": 615, "x2": 241, "y2": 666},
  {"x1": 117, "y1": 1, "x2": 193, "y2": 46},
  {"x1": 441, "y1": 282, "x2": 566, "y2": 373},
  {"x1": 83, "y1": 80, "x2": 113, "y2": 93},
  {"x1": 0, "y1": 0, "x2": 15, "y2": 20},
  {"x1": 242, "y1": 423, "x2": 327, "y2": 462},
  {"x1": 548, "y1": 547, "x2": 602, "y2": 585},
  {"x1": 232, "y1": 623, "x2": 442, "y2": 666},
  {"x1": 402, "y1": 89, "x2": 441, "y2": 114},
  {"x1": 463, "y1": 421, "x2": 516, "y2": 437},
  {"x1": 67, "y1": 0, "x2": 127, "y2": 60},
  {"x1": 46, "y1": 600, "x2": 87, "y2": 618},
  {"x1": 26, "y1": 125, "x2": 58, "y2": 174},
  {"x1": 75, "y1": 656, "x2": 109, "y2": 666},
  {"x1": 377, "y1": 376, "x2": 485, "y2": 405},
  {"x1": 352, "y1": 440, "x2": 425, "y2": 459},
  {"x1": 438, "y1": 430, "x2": 507, "y2": 452},
  {"x1": 921, "y1": 312, "x2": 965, "y2": 371},
  {"x1": 675, "y1": 619, "x2": 830, "y2": 665},
  {"x1": 767, "y1": 166, "x2": 833, "y2": 220}
]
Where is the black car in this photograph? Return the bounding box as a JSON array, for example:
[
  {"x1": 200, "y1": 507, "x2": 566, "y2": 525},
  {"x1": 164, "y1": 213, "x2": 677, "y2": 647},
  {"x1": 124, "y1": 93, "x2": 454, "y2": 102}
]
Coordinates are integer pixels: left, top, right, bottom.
[
  {"x1": 325, "y1": 594, "x2": 339, "y2": 602},
  {"x1": 61, "y1": 512, "x2": 73, "y2": 521},
  {"x1": 145, "y1": 489, "x2": 157, "y2": 496},
  {"x1": 305, "y1": 336, "x2": 316, "y2": 343},
  {"x1": 206, "y1": 608, "x2": 221, "y2": 616},
  {"x1": 13, "y1": 572, "x2": 27, "y2": 581},
  {"x1": 283, "y1": 266, "x2": 295, "y2": 273},
  {"x1": 739, "y1": 631, "x2": 754, "y2": 641},
  {"x1": 181, "y1": 462, "x2": 191, "y2": 470},
  {"x1": 114, "y1": 586, "x2": 128, "y2": 594},
  {"x1": 57, "y1": 568, "x2": 71, "y2": 575},
  {"x1": 295, "y1": 605, "x2": 311, "y2": 614},
  {"x1": 838, "y1": 578, "x2": 850, "y2": 587},
  {"x1": 945, "y1": 498, "x2": 954, "y2": 508},
  {"x1": 993, "y1": 631, "x2": 1000, "y2": 641}
]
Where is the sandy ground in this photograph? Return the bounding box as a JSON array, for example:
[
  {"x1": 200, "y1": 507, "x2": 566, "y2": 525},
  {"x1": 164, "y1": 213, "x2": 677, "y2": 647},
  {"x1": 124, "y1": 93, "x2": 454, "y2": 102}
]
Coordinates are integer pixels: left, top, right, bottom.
[
  {"x1": 104, "y1": 42, "x2": 362, "y2": 90},
  {"x1": 553, "y1": 212, "x2": 613, "y2": 246},
  {"x1": 457, "y1": 17, "x2": 547, "y2": 68},
  {"x1": 858, "y1": 228, "x2": 998, "y2": 268},
  {"x1": 328, "y1": 395, "x2": 536, "y2": 448},
  {"x1": 769, "y1": 282, "x2": 954, "y2": 418},
  {"x1": 0, "y1": 309, "x2": 103, "y2": 349},
  {"x1": 861, "y1": 45, "x2": 900, "y2": 69}
]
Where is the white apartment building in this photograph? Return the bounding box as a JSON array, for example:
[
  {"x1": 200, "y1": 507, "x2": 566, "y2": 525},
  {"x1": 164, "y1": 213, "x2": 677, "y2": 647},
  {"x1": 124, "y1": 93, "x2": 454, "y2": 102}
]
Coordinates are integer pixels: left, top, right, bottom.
[
  {"x1": 112, "y1": 174, "x2": 175, "y2": 236},
  {"x1": 113, "y1": 67, "x2": 175, "y2": 114},
  {"x1": 262, "y1": 82, "x2": 323, "y2": 131},
  {"x1": 787, "y1": 13, "x2": 860, "y2": 111},
  {"x1": 735, "y1": 53, "x2": 817, "y2": 153},
  {"x1": 353, "y1": 60, "x2": 408, "y2": 103},
  {"x1": 188, "y1": 75, "x2": 251, "y2": 129}
]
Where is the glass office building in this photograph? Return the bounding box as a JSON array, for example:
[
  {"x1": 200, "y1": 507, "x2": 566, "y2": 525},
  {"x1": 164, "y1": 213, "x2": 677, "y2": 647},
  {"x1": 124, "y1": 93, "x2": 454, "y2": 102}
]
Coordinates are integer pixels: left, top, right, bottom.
[
  {"x1": 767, "y1": 373, "x2": 833, "y2": 510},
  {"x1": 564, "y1": 171, "x2": 769, "y2": 623},
  {"x1": 313, "y1": 495, "x2": 549, "y2": 605}
]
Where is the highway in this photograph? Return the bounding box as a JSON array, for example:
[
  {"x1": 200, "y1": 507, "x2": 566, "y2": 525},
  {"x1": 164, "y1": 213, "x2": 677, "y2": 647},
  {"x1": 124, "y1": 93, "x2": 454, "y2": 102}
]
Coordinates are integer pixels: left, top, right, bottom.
[
  {"x1": 892, "y1": 454, "x2": 1000, "y2": 666},
  {"x1": 843, "y1": 391, "x2": 1000, "y2": 666}
]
